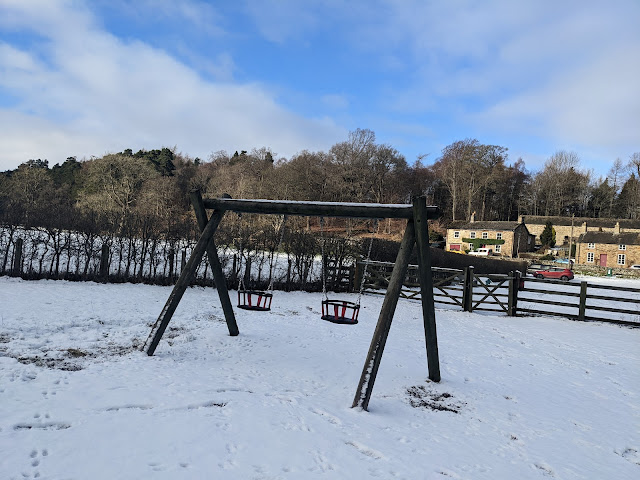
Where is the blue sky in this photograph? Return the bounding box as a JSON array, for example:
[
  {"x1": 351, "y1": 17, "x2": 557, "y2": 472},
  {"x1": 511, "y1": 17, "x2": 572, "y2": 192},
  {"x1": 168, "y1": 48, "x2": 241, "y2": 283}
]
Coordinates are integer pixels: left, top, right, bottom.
[{"x1": 1, "y1": 0, "x2": 638, "y2": 178}]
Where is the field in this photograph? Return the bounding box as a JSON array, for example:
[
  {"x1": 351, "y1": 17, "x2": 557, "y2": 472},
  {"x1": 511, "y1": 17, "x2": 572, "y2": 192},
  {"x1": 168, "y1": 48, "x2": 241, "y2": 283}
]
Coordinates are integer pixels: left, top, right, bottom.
[{"x1": 1, "y1": 276, "x2": 639, "y2": 479}]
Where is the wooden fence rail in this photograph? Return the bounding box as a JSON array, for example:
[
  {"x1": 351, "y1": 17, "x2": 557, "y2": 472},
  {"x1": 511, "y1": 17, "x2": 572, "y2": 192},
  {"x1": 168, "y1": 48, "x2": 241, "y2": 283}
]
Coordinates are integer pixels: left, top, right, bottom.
[{"x1": 359, "y1": 261, "x2": 639, "y2": 328}]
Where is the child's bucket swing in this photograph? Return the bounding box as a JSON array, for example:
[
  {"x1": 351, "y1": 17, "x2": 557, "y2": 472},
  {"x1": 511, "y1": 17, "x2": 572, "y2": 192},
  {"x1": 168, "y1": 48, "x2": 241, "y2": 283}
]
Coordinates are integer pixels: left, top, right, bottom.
[
  {"x1": 320, "y1": 218, "x2": 377, "y2": 325},
  {"x1": 237, "y1": 215, "x2": 287, "y2": 312}
]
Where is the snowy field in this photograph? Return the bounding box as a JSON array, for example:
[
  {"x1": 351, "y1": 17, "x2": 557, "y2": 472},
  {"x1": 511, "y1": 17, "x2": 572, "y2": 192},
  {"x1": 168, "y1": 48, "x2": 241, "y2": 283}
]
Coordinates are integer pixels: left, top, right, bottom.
[{"x1": 0, "y1": 276, "x2": 638, "y2": 479}]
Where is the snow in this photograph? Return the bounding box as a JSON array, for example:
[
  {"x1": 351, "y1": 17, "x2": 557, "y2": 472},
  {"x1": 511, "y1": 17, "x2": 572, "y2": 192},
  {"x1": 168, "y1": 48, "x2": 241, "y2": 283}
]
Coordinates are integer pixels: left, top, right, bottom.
[{"x1": 1, "y1": 276, "x2": 639, "y2": 479}]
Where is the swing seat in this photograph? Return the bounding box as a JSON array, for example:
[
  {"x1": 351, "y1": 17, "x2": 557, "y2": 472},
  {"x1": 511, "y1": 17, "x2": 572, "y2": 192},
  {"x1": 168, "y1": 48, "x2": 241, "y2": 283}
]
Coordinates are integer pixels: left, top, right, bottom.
[
  {"x1": 237, "y1": 290, "x2": 273, "y2": 311},
  {"x1": 321, "y1": 299, "x2": 359, "y2": 325}
]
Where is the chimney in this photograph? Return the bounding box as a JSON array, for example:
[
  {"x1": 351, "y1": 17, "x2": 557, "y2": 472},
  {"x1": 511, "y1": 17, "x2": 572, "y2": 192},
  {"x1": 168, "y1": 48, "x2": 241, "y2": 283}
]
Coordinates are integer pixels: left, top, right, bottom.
[
  {"x1": 518, "y1": 215, "x2": 524, "y2": 223},
  {"x1": 614, "y1": 222, "x2": 621, "y2": 234},
  {"x1": 470, "y1": 211, "x2": 476, "y2": 223}
]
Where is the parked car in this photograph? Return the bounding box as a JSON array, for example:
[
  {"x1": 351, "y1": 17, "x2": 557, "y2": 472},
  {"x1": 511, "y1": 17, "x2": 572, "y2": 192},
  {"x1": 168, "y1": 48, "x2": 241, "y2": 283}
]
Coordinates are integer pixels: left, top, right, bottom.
[
  {"x1": 533, "y1": 267, "x2": 574, "y2": 281},
  {"x1": 468, "y1": 247, "x2": 493, "y2": 256},
  {"x1": 630, "y1": 265, "x2": 640, "y2": 270},
  {"x1": 554, "y1": 258, "x2": 574, "y2": 265},
  {"x1": 527, "y1": 263, "x2": 551, "y2": 276}
]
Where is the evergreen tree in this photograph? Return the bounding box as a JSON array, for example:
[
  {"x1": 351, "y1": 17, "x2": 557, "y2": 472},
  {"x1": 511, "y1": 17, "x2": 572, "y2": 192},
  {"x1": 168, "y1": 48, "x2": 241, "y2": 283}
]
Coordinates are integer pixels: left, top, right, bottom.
[{"x1": 540, "y1": 221, "x2": 556, "y2": 247}]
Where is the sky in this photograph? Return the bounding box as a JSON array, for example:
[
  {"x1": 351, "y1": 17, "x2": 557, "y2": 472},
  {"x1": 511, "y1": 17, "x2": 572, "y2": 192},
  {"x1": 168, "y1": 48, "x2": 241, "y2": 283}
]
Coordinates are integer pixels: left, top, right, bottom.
[{"x1": 0, "y1": 0, "x2": 638, "y2": 178}]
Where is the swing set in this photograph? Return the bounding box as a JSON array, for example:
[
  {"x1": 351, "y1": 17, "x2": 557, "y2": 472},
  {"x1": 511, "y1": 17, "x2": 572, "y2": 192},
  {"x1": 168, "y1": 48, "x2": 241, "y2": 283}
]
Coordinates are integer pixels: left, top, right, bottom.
[{"x1": 143, "y1": 191, "x2": 441, "y2": 411}]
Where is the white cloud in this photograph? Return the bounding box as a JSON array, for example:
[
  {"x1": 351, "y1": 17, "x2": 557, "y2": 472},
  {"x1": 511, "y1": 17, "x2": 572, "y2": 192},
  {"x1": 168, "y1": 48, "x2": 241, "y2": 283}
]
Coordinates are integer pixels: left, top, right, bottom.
[
  {"x1": 366, "y1": 0, "x2": 640, "y2": 164},
  {"x1": 0, "y1": 0, "x2": 345, "y2": 169}
]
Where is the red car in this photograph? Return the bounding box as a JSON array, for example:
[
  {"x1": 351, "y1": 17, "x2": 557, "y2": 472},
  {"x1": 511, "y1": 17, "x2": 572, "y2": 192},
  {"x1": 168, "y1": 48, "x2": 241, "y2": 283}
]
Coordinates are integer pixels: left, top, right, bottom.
[{"x1": 533, "y1": 267, "x2": 574, "y2": 281}]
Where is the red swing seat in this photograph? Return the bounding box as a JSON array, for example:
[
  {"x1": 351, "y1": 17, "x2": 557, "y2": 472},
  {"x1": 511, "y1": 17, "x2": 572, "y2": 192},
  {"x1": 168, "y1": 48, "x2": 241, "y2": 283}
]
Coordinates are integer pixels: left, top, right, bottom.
[
  {"x1": 237, "y1": 290, "x2": 273, "y2": 311},
  {"x1": 321, "y1": 299, "x2": 359, "y2": 325}
]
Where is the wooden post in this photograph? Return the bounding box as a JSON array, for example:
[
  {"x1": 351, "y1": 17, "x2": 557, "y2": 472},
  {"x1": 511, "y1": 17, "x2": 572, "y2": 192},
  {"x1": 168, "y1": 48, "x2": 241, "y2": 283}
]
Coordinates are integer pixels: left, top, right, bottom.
[
  {"x1": 144, "y1": 209, "x2": 225, "y2": 356},
  {"x1": 352, "y1": 221, "x2": 416, "y2": 411},
  {"x1": 243, "y1": 257, "x2": 252, "y2": 287},
  {"x1": 99, "y1": 243, "x2": 109, "y2": 281},
  {"x1": 168, "y1": 248, "x2": 175, "y2": 280},
  {"x1": 463, "y1": 266, "x2": 474, "y2": 312},
  {"x1": 11, "y1": 238, "x2": 23, "y2": 277},
  {"x1": 190, "y1": 190, "x2": 239, "y2": 337},
  {"x1": 231, "y1": 255, "x2": 238, "y2": 287},
  {"x1": 578, "y1": 281, "x2": 587, "y2": 321},
  {"x1": 507, "y1": 270, "x2": 521, "y2": 316},
  {"x1": 413, "y1": 196, "x2": 441, "y2": 383}
]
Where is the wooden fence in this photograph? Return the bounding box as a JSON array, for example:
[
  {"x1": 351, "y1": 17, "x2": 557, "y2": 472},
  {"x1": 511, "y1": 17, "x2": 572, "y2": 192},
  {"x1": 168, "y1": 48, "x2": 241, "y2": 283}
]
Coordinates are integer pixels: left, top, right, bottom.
[
  {"x1": 0, "y1": 228, "x2": 349, "y2": 292},
  {"x1": 359, "y1": 261, "x2": 639, "y2": 328}
]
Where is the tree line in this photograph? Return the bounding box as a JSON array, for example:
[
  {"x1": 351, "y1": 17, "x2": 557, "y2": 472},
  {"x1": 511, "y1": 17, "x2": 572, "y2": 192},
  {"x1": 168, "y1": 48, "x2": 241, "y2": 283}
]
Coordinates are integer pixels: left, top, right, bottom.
[{"x1": 1, "y1": 130, "x2": 639, "y2": 268}]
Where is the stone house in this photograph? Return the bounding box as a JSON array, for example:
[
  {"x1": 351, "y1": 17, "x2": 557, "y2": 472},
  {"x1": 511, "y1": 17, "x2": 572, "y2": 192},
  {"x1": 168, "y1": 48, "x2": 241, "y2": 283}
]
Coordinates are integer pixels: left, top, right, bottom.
[
  {"x1": 446, "y1": 214, "x2": 535, "y2": 257},
  {"x1": 519, "y1": 215, "x2": 640, "y2": 246},
  {"x1": 576, "y1": 227, "x2": 640, "y2": 268}
]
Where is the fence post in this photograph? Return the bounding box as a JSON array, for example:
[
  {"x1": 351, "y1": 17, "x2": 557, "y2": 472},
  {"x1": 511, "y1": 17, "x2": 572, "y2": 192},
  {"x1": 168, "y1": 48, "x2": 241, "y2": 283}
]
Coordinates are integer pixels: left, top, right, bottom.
[
  {"x1": 463, "y1": 266, "x2": 474, "y2": 312},
  {"x1": 230, "y1": 254, "x2": 238, "y2": 287},
  {"x1": 11, "y1": 238, "x2": 23, "y2": 277},
  {"x1": 243, "y1": 257, "x2": 252, "y2": 287},
  {"x1": 168, "y1": 248, "x2": 175, "y2": 280},
  {"x1": 508, "y1": 270, "x2": 520, "y2": 316},
  {"x1": 578, "y1": 281, "x2": 587, "y2": 321},
  {"x1": 99, "y1": 243, "x2": 109, "y2": 280}
]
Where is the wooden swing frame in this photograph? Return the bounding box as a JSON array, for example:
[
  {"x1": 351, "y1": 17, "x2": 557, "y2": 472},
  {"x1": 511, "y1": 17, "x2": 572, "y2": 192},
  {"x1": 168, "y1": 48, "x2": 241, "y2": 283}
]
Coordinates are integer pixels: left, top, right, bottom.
[{"x1": 143, "y1": 191, "x2": 441, "y2": 411}]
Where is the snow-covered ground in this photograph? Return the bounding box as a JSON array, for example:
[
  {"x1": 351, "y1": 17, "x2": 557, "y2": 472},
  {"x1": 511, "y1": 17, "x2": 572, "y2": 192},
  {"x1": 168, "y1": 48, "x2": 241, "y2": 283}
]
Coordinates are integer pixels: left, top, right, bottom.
[{"x1": 0, "y1": 276, "x2": 638, "y2": 479}]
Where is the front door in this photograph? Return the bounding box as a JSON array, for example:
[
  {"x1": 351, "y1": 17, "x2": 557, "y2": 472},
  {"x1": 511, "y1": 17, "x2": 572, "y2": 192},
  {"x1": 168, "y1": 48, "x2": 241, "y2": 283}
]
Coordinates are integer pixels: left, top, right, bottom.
[{"x1": 600, "y1": 254, "x2": 607, "y2": 267}]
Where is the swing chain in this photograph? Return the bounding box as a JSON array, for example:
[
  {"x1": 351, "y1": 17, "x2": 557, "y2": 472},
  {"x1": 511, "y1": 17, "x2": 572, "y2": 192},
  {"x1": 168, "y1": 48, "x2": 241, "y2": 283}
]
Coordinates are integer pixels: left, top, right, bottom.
[
  {"x1": 356, "y1": 219, "x2": 379, "y2": 306},
  {"x1": 267, "y1": 215, "x2": 287, "y2": 292},
  {"x1": 320, "y1": 217, "x2": 328, "y2": 300}
]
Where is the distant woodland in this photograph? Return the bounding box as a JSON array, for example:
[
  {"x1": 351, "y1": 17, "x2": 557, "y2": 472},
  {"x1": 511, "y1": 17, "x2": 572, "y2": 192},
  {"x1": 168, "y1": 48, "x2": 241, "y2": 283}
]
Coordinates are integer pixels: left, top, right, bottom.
[{"x1": 1, "y1": 129, "x2": 639, "y2": 247}]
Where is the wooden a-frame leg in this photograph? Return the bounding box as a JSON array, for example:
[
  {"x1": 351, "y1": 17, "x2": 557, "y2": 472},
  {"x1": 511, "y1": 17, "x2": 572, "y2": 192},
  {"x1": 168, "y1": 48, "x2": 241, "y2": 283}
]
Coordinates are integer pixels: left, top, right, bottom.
[
  {"x1": 413, "y1": 196, "x2": 441, "y2": 382},
  {"x1": 190, "y1": 190, "x2": 239, "y2": 337},
  {"x1": 352, "y1": 220, "x2": 416, "y2": 411},
  {"x1": 144, "y1": 209, "x2": 224, "y2": 356}
]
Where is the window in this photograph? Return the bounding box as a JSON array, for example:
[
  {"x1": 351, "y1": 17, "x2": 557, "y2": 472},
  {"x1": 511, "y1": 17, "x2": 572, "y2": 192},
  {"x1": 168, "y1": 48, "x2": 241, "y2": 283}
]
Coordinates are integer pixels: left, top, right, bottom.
[
  {"x1": 496, "y1": 232, "x2": 502, "y2": 240},
  {"x1": 454, "y1": 231, "x2": 460, "y2": 239},
  {"x1": 470, "y1": 232, "x2": 476, "y2": 239},
  {"x1": 587, "y1": 252, "x2": 594, "y2": 263},
  {"x1": 588, "y1": 243, "x2": 595, "y2": 249},
  {"x1": 482, "y1": 232, "x2": 488, "y2": 239},
  {"x1": 618, "y1": 254, "x2": 626, "y2": 265},
  {"x1": 619, "y1": 244, "x2": 626, "y2": 250},
  {"x1": 495, "y1": 245, "x2": 501, "y2": 253}
]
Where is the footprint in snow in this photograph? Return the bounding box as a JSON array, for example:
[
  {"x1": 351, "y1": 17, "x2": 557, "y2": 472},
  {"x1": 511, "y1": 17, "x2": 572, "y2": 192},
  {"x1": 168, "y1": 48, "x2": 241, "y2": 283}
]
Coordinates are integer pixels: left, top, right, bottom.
[
  {"x1": 346, "y1": 440, "x2": 386, "y2": 460},
  {"x1": 311, "y1": 408, "x2": 342, "y2": 426}
]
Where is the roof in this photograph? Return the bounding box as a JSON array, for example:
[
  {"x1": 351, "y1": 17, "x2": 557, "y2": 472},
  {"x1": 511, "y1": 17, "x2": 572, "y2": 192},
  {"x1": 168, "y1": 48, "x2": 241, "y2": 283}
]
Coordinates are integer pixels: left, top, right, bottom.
[
  {"x1": 521, "y1": 215, "x2": 640, "y2": 229},
  {"x1": 578, "y1": 231, "x2": 640, "y2": 245},
  {"x1": 449, "y1": 221, "x2": 522, "y2": 231}
]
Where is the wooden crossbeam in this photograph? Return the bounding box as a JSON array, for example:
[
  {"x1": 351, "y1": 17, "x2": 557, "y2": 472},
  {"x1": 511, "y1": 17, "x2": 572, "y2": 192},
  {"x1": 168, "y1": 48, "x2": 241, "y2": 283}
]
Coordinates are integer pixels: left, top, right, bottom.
[{"x1": 203, "y1": 197, "x2": 439, "y2": 220}]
